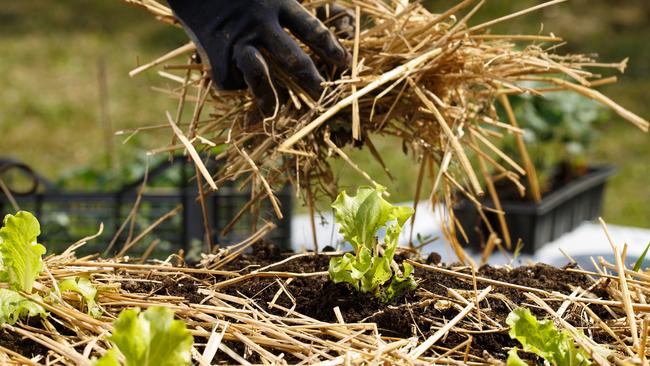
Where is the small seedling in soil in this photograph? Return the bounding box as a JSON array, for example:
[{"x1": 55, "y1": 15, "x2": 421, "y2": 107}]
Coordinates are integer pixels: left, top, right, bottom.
[
  {"x1": 0, "y1": 211, "x2": 47, "y2": 324},
  {"x1": 0, "y1": 211, "x2": 102, "y2": 325},
  {"x1": 57, "y1": 276, "x2": 103, "y2": 318},
  {"x1": 329, "y1": 186, "x2": 417, "y2": 302},
  {"x1": 507, "y1": 307, "x2": 610, "y2": 366},
  {"x1": 94, "y1": 306, "x2": 193, "y2": 366}
]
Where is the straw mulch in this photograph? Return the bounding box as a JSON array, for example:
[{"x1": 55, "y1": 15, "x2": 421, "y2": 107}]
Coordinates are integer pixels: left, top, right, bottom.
[
  {"x1": 120, "y1": 0, "x2": 648, "y2": 258},
  {"x1": 1, "y1": 220, "x2": 649, "y2": 365}
]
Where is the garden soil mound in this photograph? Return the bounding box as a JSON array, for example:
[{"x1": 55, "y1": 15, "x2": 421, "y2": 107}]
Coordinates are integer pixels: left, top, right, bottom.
[{"x1": 2, "y1": 238, "x2": 637, "y2": 365}]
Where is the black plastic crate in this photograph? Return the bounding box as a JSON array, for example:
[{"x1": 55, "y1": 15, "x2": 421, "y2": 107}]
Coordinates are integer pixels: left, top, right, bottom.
[
  {"x1": 0, "y1": 158, "x2": 292, "y2": 258},
  {"x1": 454, "y1": 166, "x2": 616, "y2": 254}
]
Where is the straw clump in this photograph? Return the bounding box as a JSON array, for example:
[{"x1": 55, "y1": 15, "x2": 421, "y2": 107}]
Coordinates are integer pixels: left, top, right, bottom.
[{"x1": 122, "y1": 0, "x2": 647, "y2": 253}]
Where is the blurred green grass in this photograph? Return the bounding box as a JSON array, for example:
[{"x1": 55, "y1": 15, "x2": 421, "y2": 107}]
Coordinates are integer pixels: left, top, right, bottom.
[
  {"x1": 1, "y1": 1, "x2": 648, "y2": 226},
  {"x1": 0, "y1": 1, "x2": 186, "y2": 180}
]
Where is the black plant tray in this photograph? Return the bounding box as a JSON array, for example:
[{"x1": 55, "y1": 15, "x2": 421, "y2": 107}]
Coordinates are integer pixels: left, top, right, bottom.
[
  {"x1": 0, "y1": 157, "x2": 292, "y2": 257},
  {"x1": 454, "y1": 166, "x2": 616, "y2": 254}
]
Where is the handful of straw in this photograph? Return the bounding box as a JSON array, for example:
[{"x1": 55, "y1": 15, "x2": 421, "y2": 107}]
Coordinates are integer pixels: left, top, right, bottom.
[{"x1": 123, "y1": 0, "x2": 648, "y2": 254}]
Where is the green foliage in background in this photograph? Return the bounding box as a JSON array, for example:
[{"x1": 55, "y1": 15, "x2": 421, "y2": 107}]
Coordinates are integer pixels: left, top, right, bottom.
[
  {"x1": 500, "y1": 90, "x2": 610, "y2": 192},
  {"x1": 55, "y1": 154, "x2": 178, "y2": 191}
]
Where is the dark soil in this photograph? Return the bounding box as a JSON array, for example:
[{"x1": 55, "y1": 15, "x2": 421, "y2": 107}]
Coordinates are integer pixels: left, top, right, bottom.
[
  {"x1": 213, "y1": 244, "x2": 617, "y2": 362},
  {"x1": 0, "y1": 240, "x2": 617, "y2": 364},
  {"x1": 0, "y1": 326, "x2": 50, "y2": 358},
  {"x1": 121, "y1": 274, "x2": 206, "y2": 304}
]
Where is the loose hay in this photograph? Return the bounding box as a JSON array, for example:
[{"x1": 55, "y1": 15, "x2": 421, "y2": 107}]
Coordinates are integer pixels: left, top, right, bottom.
[{"x1": 120, "y1": 0, "x2": 647, "y2": 258}]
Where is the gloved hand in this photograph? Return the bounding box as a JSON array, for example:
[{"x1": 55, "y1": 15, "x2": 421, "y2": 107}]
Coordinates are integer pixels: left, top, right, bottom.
[
  {"x1": 167, "y1": 0, "x2": 352, "y2": 114},
  {"x1": 315, "y1": 3, "x2": 355, "y2": 40}
]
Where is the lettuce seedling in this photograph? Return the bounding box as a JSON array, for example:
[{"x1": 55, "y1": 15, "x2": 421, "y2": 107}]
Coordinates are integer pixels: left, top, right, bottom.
[
  {"x1": 507, "y1": 307, "x2": 591, "y2": 366},
  {"x1": 93, "y1": 349, "x2": 120, "y2": 366},
  {"x1": 0, "y1": 211, "x2": 46, "y2": 293},
  {"x1": 95, "y1": 307, "x2": 193, "y2": 366},
  {"x1": 0, "y1": 289, "x2": 46, "y2": 325},
  {"x1": 58, "y1": 277, "x2": 102, "y2": 318},
  {"x1": 329, "y1": 186, "x2": 417, "y2": 301},
  {"x1": 0, "y1": 212, "x2": 48, "y2": 324}
]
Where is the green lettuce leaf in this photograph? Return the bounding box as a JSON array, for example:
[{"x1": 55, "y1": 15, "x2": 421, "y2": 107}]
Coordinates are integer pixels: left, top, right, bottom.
[
  {"x1": 93, "y1": 349, "x2": 120, "y2": 366},
  {"x1": 383, "y1": 205, "x2": 415, "y2": 257},
  {"x1": 97, "y1": 307, "x2": 193, "y2": 366},
  {"x1": 355, "y1": 189, "x2": 394, "y2": 251},
  {"x1": 59, "y1": 277, "x2": 102, "y2": 318},
  {"x1": 331, "y1": 186, "x2": 381, "y2": 251},
  {"x1": 0, "y1": 211, "x2": 46, "y2": 292},
  {"x1": 362, "y1": 256, "x2": 392, "y2": 293},
  {"x1": 351, "y1": 248, "x2": 373, "y2": 281},
  {"x1": 329, "y1": 254, "x2": 360, "y2": 289},
  {"x1": 329, "y1": 186, "x2": 416, "y2": 301},
  {"x1": 507, "y1": 307, "x2": 591, "y2": 366},
  {"x1": 0, "y1": 288, "x2": 47, "y2": 325},
  {"x1": 384, "y1": 262, "x2": 418, "y2": 301},
  {"x1": 507, "y1": 348, "x2": 529, "y2": 366}
]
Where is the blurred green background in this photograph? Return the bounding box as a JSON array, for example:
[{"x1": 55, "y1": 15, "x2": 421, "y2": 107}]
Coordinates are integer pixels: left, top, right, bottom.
[{"x1": 1, "y1": 1, "x2": 648, "y2": 226}]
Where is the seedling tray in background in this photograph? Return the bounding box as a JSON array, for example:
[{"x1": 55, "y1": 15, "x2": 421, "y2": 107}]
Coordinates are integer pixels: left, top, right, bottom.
[
  {"x1": 0, "y1": 158, "x2": 292, "y2": 257},
  {"x1": 454, "y1": 166, "x2": 616, "y2": 254}
]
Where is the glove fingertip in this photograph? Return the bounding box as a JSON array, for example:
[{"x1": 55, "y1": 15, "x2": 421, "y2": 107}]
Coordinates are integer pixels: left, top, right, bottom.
[{"x1": 321, "y1": 39, "x2": 351, "y2": 68}]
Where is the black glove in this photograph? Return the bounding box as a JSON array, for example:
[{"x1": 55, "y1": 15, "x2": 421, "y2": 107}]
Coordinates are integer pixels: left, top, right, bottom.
[
  {"x1": 316, "y1": 3, "x2": 355, "y2": 40},
  {"x1": 167, "y1": 0, "x2": 352, "y2": 114}
]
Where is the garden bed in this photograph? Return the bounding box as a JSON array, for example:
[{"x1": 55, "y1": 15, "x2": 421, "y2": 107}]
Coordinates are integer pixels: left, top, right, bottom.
[
  {"x1": 217, "y1": 248, "x2": 609, "y2": 362},
  {"x1": 0, "y1": 237, "x2": 643, "y2": 365}
]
